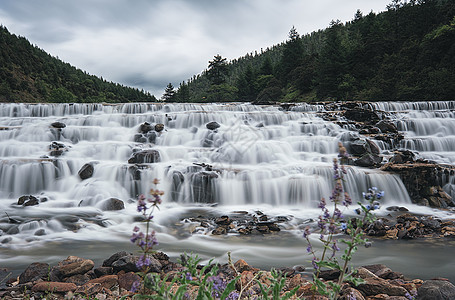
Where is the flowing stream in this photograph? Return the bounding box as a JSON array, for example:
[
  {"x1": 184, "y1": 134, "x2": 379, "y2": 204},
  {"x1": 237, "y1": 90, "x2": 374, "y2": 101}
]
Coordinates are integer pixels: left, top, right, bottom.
[{"x1": 0, "y1": 102, "x2": 454, "y2": 281}]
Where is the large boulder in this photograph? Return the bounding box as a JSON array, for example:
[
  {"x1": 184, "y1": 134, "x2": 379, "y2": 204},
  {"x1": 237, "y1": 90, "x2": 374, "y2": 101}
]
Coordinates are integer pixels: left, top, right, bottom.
[
  {"x1": 355, "y1": 153, "x2": 383, "y2": 167},
  {"x1": 17, "y1": 195, "x2": 39, "y2": 206},
  {"x1": 139, "y1": 122, "x2": 153, "y2": 133},
  {"x1": 417, "y1": 279, "x2": 455, "y2": 300},
  {"x1": 19, "y1": 262, "x2": 50, "y2": 284},
  {"x1": 343, "y1": 108, "x2": 380, "y2": 123},
  {"x1": 99, "y1": 198, "x2": 125, "y2": 211}
]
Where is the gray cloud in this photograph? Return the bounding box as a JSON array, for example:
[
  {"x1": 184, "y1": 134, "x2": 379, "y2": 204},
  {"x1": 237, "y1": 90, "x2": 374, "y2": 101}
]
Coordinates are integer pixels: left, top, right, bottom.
[{"x1": 0, "y1": 0, "x2": 391, "y2": 97}]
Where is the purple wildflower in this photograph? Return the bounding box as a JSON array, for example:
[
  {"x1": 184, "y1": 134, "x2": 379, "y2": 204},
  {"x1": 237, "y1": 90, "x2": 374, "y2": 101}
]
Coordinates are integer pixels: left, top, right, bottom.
[
  {"x1": 303, "y1": 227, "x2": 311, "y2": 238},
  {"x1": 130, "y1": 280, "x2": 141, "y2": 293}
]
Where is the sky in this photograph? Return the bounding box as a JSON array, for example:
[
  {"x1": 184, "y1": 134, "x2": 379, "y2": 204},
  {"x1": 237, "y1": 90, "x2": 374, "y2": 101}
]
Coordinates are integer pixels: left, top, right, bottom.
[{"x1": 0, "y1": 0, "x2": 392, "y2": 98}]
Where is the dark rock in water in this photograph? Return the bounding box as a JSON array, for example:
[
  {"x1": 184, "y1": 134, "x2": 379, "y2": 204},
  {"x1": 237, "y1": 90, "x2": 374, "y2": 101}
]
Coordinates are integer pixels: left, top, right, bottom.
[
  {"x1": 147, "y1": 131, "x2": 157, "y2": 143},
  {"x1": 376, "y1": 120, "x2": 398, "y2": 133},
  {"x1": 133, "y1": 133, "x2": 147, "y2": 143},
  {"x1": 99, "y1": 198, "x2": 125, "y2": 211},
  {"x1": 49, "y1": 141, "x2": 68, "y2": 157},
  {"x1": 215, "y1": 216, "x2": 231, "y2": 226},
  {"x1": 103, "y1": 251, "x2": 131, "y2": 267},
  {"x1": 349, "y1": 139, "x2": 371, "y2": 156},
  {"x1": 343, "y1": 107, "x2": 380, "y2": 123},
  {"x1": 155, "y1": 123, "x2": 164, "y2": 132},
  {"x1": 418, "y1": 279, "x2": 455, "y2": 300},
  {"x1": 34, "y1": 229, "x2": 46, "y2": 236},
  {"x1": 206, "y1": 121, "x2": 220, "y2": 130},
  {"x1": 212, "y1": 226, "x2": 228, "y2": 235},
  {"x1": 51, "y1": 122, "x2": 66, "y2": 129},
  {"x1": 366, "y1": 139, "x2": 380, "y2": 155},
  {"x1": 139, "y1": 122, "x2": 153, "y2": 133},
  {"x1": 128, "y1": 149, "x2": 160, "y2": 164},
  {"x1": 390, "y1": 150, "x2": 416, "y2": 164},
  {"x1": 355, "y1": 153, "x2": 383, "y2": 167},
  {"x1": 19, "y1": 262, "x2": 50, "y2": 284},
  {"x1": 190, "y1": 171, "x2": 218, "y2": 203},
  {"x1": 78, "y1": 163, "x2": 94, "y2": 180},
  {"x1": 170, "y1": 170, "x2": 184, "y2": 201},
  {"x1": 386, "y1": 206, "x2": 409, "y2": 212},
  {"x1": 17, "y1": 195, "x2": 39, "y2": 206}
]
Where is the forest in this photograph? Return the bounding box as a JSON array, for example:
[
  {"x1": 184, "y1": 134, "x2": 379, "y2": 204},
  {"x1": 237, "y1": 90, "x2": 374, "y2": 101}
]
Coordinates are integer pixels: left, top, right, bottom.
[
  {"x1": 0, "y1": 26, "x2": 156, "y2": 103},
  {"x1": 166, "y1": 0, "x2": 455, "y2": 103}
]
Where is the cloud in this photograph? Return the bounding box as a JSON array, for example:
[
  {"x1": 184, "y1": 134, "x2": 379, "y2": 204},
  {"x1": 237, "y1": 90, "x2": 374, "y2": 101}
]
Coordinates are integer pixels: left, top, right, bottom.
[{"x1": 0, "y1": 0, "x2": 391, "y2": 97}]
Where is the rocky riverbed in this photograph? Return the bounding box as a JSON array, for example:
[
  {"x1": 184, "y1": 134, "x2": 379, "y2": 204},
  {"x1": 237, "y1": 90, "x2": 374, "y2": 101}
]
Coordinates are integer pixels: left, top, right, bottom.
[{"x1": 1, "y1": 249, "x2": 455, "y2": 300}]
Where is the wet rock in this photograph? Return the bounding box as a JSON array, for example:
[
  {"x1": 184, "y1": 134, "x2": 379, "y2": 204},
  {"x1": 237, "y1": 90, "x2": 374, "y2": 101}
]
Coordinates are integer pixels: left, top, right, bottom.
[
  {"x1": 343, "y1": 107, "x2": 380, "y2": 123},
  {"x1": 87, "y1": 274, "x2": 118, "y2": 290},
  {"x1": 51, "y1": 122, "x2": 66, "y2": 129},
  {"x1": 133, "y1": 133, "x2": 147, "y2": 143},
  {"x1": 139, "y1": 122, "x2": 153, "y2": 134},
  {"x1": 355, "y1": 153, "x2": 383, "y2": 167},
  {"x1": 78, "y1": 163, "x2": 94, "y2": 180},
  {"x1": 32, "y1": 282, "x2": 77, "y2": 293},
  {"x1": 212, "y1": 226, "x2": 228, "y2": 235},
  {"x1": 417, "y1": 279, "x2": 455, "y2": 300},
  {"x1": 190, "y1": 171, "x2": 218, "y2": 203},
  {"x1": 99, "y1": 198, "x2": 125, "y2": 211},
  {"x1": 128, "y1": 149, "x2": 160, "y2": 164},
  {"x1": 19, "y1": 262, "x2": 50, "y2": 284},
  {"x1": 349, "y1": 139, "x2": 371, "y2": 156},
  {"x1": 206, "y1": 121, "x2": 220, "y2": 130},
  {"x1": 390, "y1": 150, "x2": 416, "y2": 164},
  {"x1": 155, "y1": 123, "x2": 164, "y2": 132},
  {"x1": 49, "y1": 141, "x2": 69, "y2": 156},
  {"x1": 147, "y1": 131, "x2": 157, "y2": 143},
  {"x1": 376, "y1": 120, "x2": 398, "y2": 133},
  {"x1": 17, "y1": 195, "x2": 39, "y2": 206},
  {"x1": 386, "y1": 206, "x2": 409, "y2": 212},
  {"x1": 215, "y1": 216, "x2": 231, "y2": 226},
  {"x1": 34, "y1": 229, "x2": 46, "y2": 236}
]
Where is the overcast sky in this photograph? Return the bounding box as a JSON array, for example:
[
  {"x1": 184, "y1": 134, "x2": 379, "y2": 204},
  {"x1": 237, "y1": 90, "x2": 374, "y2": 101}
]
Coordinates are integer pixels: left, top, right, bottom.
[{"x1": 0, "y1": 0, "x2": 392, "y2": 97}]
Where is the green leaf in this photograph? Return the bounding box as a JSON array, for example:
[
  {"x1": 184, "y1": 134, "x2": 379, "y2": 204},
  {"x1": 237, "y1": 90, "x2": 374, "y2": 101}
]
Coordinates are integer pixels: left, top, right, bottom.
[{"x1": 220, "y1": 276, "x2": 239, "y2": 300}]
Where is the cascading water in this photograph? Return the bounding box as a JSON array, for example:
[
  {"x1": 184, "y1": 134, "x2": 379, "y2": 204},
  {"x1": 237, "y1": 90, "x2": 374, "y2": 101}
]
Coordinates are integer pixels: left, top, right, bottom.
[{"x1": 1, "y1": 101, "x2": 454, "y2": 281}]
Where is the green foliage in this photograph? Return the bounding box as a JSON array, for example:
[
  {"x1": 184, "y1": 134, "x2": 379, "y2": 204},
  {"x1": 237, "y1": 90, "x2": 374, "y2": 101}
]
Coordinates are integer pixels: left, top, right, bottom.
[
  {"x1": 256, "y1": 269, "x2": 298, "y2": 300},
  {"x1": 177, "y1": 0, "x2": 455, "y2": 102},
  {"x1": 0, "y1": 25, "x2": 156, "y2": 103}
]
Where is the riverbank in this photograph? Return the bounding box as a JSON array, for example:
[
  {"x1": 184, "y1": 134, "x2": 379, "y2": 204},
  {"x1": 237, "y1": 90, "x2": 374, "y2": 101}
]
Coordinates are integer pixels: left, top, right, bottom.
[{"x1": 2, "y1": 249, "x2": 455, "y2": 300}]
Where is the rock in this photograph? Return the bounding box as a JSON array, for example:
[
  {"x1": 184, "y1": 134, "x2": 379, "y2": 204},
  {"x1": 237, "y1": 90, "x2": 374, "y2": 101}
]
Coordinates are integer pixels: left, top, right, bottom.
[
  {"x1": 17, "y1": 195, "x2": 39, "y2": 206},
  {"x1": 64, "y1": 273, "x2": 91, "y2": 285},
  {"x1": 417, "y1": 279, "x2": 455, "y2": 300},
  {"x1": 87, "y1": 274, "x2": 118, "y2": 289},
  {"x1": 212, "y1": 226, "x2": 228, "y2": 235},
  {"x1": 94, "y1": 267, "x2": 113, "y2": 277},
  {"x1": 128, "y1": 149, "x2": 160, "y2": 164},
  {"x1": 319, "y1": 269, "x2": 340, "y2": 281},
  {"x1": 34, "y1": 229, "x2": 46, "y2": 236},
  {"x1": 103, "y1": 251, "x2": 131, "y2": 267},
  {"x1": 147, "y1": 131, "x2": 157, "y2": 143},
  {"x1": 376, "y1": 120, "x2": 398, "y2": 133},
  {"x1": 366, "y1": 139, "x2": 381, "y2": 155},
  {"x1": 32, "y1": 282, "x2": 77, "y2": 293},
  {"x1": 118, "y1": 272, "x2": 141, "y2": 291},
  {"x1": 133, "y1": 133, "x2": 147, "y2": 143},
  {"x1": 139, "y1": 122, "x2": 153, "y2": 133},
  {"x1": 57, "y1": 257, "x2": 95, "y2": 278},
  {"x1": 350, "y1": 139, "x2": 371, "y2": 156},
  {"x1": 74, "y1": 282, "x2": 103, "y2": 296},
  {"x1": 356, "y1": 267, "x2": 408, "y2": 296},
  {"x1": 215, "y1": 216, "x2": 231, "y2": 226},
  {"x1": 155, "y1": 123, "x2": 164, "y2": 132},
  {"x1": 19, "y1": 262, "x2": 50, "y2": 284},
  {"x1": 344, "y1": 107, "x2": 380, "y2": 123},
  {"x1": 340, "y1": 287, "x2": 366, "y2": 300},
  {"x1": 206, "y1": 121, "x2": 220, "y2": 130},
  {"x1": 99, "y1": 198, "x2": 125, "y2": 211},
  {"x1": 51, "y1": 122, "x2": 66, "y2": 129},
  {"x1": 234, "y1": 259, "x2": 255, "y2": 273},
  {"x1": 355, "y1": 153, "x2": 383, "y2": 167},
  {"x1": 78, "y1": 163, "x2": 94, "y2": 180}
]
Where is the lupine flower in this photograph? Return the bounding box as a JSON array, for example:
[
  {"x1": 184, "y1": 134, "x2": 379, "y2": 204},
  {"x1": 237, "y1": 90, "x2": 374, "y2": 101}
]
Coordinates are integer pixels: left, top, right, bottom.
[
  {"x1": 303, "y1": 227, "x2": 311, "y2": 238},
  {"x1": 307, "y1": 245, "x2": 312, "y2": 253},
  {"x1": 343, "y1": 192, "x2": 352, "y2": 206},
  {"x1": 130, "y1": 280, "x2": 141, "y2": 293},
  {"x1": 185, "y1": 272, "x2": 193, "y2": 281},
  {"x1": 318, "y1": 198, "x2": 327, "y2": 209}
]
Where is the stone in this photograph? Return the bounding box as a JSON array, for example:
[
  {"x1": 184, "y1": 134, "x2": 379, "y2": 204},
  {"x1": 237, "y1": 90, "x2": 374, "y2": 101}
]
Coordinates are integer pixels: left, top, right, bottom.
[
  {"x1": 87, "y1": 275, "x2": 118, "y2": 289},
  {"x1": 57, "y1": 257, "x2": 95, "y2": 278},
  {"x1": 417, "y1": 279, "x2": 455, "y2": 300},
  {"x1": 74, "y1": 282, "x2": 103, "y2": 296},
  {"x1": 118, "y1": 272, "x2": 141, "y2": 291},
  {"x1": 94, "y1": 267, "x2": 113, "y2": 277},
  {"x1": 128, "y1": 149, "x2": 161, "y2": 164},
  {"x1": 344, "y1": 107, "x2": 380, "y2": 123},
  {"x1": 139, "y1": 122, "x2": 153, "y2": 133},
  {"x1": 206, "y1": 121, "x2": 220, "y2": 130},
  {"x1": 19, "y1": 262, "x2": 50, "y2": 284},
  {"x1": 78, "y1": 163, "x2": 94, "y2": 180},
  {"x1": 17, "y1": 195, "x2": 39, "y2": 206},
  {"x1": 212, "y1": 226, "x2": 228, "y2": 235},
  {"x1": 154, "y1": 123, "x2": 164, "y2": 132},
  {"x1": 215, "y1": 216, "x2": 231, "y2": 225},
  {"x1": 355, "y1": 267, "x2": 408, "y2": 296},
  {"x1": 32, "y1": 282, "x2": 77, "y2": 293},
  {"x1": 51, "y1": 122, "x2": 66, "y2": 129},
  {"x1": 64, "y1": 273, "x2": 91, "y2": 285},
  {"x1": 103, "y1": 251, "x2": 131, "y2": 267},
  {"x1": 99, "y1": 198, "x2": 125, "y2": 211},
  {"x1": 350, "y1": 139, "x2": 370, "y2": 156},
  {"x1": 376, "y1": 120, "x2": 398, "y2": 133},
  {"x1": 340, "y1": 287, "x2": 365, "y2": 300},
  {"x1": 355, "y1": 153, "x2": 383, "y2": 167}
]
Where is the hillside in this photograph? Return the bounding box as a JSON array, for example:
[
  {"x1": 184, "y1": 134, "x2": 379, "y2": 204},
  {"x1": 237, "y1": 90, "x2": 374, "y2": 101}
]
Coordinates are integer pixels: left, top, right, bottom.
[
  {"x1": 0, "y1": 26, "x2": 156, "y2": 103},
  {"x1": 170, "y1": 0, "x2": 455, "y2": 103}
]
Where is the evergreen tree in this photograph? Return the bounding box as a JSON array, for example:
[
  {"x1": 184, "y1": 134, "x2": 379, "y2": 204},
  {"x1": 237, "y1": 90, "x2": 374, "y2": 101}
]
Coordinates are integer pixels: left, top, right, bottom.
[
  {"x1": 207, "y1": 55, "x2": 229, "y2": 85},
  {"x1": 162, "y1": 83, "x2": 176, "y2": 102}
]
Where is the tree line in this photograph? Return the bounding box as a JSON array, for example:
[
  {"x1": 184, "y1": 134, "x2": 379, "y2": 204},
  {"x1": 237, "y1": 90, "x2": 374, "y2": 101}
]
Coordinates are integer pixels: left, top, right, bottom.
[
  {"x1": 0, "y1": 26, "x2": 156, "y2": 103},
  {"x1": 164, "y1": 0, "x2": 455, "y2": 103}
]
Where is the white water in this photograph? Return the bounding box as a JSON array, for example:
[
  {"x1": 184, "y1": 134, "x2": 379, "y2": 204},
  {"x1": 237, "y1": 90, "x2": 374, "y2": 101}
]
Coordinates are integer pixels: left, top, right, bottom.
[{"x1": 0, "y1": 101, "x2": 454, "y2": 281}]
